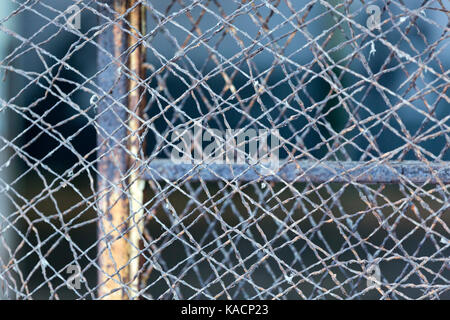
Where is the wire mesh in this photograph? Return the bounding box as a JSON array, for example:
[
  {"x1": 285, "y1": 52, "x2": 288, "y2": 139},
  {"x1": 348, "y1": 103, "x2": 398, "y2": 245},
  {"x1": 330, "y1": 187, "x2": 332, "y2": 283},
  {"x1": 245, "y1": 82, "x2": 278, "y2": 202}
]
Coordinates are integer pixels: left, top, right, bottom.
[{"x1": 0, "y1": 0, "x2": 449, "y2": 299}]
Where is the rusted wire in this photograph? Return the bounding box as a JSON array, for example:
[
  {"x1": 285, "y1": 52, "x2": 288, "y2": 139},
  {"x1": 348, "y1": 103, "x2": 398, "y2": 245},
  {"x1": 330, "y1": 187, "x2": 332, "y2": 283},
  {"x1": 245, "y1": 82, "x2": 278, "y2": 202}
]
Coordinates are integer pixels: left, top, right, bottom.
[{"x1": 0, "y1": 0, "x2": 448, "y2": 300}]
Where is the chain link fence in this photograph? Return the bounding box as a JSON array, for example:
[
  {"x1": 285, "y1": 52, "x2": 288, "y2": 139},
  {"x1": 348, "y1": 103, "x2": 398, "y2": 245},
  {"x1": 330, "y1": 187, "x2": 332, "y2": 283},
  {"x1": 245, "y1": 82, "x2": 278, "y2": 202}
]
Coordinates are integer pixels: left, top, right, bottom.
[{"x1": 0, "y1": 0, "x2": 449, "y2": 299}]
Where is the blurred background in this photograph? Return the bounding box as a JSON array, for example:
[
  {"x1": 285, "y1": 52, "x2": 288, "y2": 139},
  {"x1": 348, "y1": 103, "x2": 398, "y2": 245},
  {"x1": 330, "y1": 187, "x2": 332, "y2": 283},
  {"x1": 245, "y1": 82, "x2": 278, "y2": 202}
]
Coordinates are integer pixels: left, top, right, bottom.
[{"x1": 0, "y1": 0, "x2": 448, "y2": 299}]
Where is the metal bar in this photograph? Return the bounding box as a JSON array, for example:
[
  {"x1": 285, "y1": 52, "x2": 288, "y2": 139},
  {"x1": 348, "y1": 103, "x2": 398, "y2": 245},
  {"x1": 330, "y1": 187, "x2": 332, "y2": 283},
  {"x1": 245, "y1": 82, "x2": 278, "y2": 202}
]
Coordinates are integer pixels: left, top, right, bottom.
[
  {"x1": 144, "y1": 160, "x2": 450, "y2": 184},
  {"x1": 96, "y1": 0, "x2": 130, "y2": 300},
  {"x1": 127, "y1": 0, "x2": 146, "y2": 300}
]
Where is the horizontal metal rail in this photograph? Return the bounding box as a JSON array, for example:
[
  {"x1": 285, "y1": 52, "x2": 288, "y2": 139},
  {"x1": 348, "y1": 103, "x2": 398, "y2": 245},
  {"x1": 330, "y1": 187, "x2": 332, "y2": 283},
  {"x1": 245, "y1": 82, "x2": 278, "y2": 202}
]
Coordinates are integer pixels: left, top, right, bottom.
[{"x1": 145, "y1": 160, "x2": 450, "y2": 184}]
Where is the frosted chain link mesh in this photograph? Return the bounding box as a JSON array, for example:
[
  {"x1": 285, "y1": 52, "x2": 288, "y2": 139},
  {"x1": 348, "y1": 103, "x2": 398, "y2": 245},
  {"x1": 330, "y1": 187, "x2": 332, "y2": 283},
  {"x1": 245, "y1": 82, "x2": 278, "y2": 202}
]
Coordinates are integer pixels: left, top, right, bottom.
[{"x1": 0, "y1": 0, "x2": 448, "y2": 299}]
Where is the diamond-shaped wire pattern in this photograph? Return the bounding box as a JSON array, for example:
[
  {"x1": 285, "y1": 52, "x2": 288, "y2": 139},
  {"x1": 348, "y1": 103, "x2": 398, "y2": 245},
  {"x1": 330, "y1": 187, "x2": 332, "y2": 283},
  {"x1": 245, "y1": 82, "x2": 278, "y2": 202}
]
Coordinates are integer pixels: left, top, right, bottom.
[{"x1": 0, "y1": 0, "x2": 448, "y2": 299}]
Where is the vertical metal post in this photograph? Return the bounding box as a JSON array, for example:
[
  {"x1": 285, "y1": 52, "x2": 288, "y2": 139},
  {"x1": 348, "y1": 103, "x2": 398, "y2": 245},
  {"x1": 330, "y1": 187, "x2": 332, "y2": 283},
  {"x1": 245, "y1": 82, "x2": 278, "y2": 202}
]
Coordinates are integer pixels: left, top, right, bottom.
[
  {"x1": 127, "y1": 0, "x2": 146, "y2": 299},
  {"x1": 96, "y1": 0, "x2": 130, "y2": 300},
  {"x1": 96, "y1": 0, "x2": 146, "y2": 300}
]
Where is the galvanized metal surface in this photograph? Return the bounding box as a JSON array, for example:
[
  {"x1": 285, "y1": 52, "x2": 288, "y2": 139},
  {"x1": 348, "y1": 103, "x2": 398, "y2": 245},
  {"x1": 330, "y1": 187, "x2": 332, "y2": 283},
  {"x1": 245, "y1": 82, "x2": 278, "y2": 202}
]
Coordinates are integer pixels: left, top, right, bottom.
[
  {"x1": 96, "y1": 0, "x2": 131, "y2": 300},
  {"x1": 145, "y1": 160, "x2": 450, "y2": 184},
  {"x1": 127, "y1": 0, "x2": 147, "y2": 299}
]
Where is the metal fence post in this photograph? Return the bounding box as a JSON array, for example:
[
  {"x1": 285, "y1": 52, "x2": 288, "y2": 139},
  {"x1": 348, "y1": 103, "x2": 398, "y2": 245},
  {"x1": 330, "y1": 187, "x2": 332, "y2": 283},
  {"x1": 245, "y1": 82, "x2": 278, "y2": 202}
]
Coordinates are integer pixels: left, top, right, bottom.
[
  {"x1": 127, "y1": 0, "x2": 147, "y2": 299},
  {"x1": 96, "y1": 0, "x2": 130, "y2": 300},
  {"x1": 96, "y1": 0, "x2": 146, "y2": 300}
]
